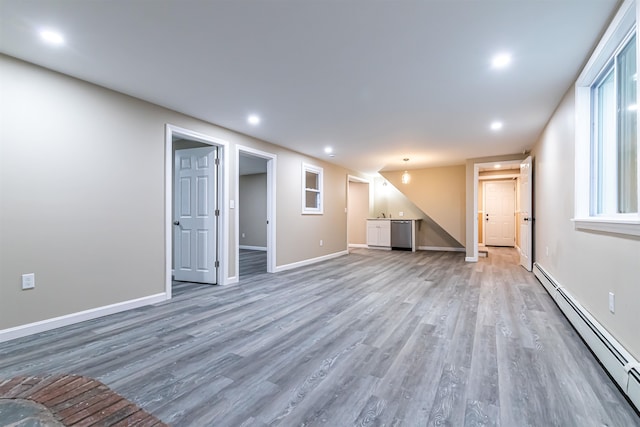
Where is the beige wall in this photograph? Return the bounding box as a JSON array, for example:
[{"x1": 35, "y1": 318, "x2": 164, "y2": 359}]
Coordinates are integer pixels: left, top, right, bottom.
[
  {"x1": 239, "y1": 173, "x2": 267, "y2": 248},
  {"x1": 532, "y1": 87, "x2": 640, "y2": 360},
  {"x1": 0, "y1": 55, "x2": 354, "y2": 331},
  {"x1": 373, "y1": 176, "x2": 463, "y2": 249},
  {"x1": 348, "y1": 181, "x2": 369, "y2": 245},
  {"x1": 381, "y1": 165, "x2": 466, "y2": 246}
]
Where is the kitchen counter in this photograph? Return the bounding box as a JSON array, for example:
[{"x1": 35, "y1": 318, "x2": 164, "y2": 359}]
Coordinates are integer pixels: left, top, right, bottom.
[
  {"x1": 366, "y1": 219, "x2": 421, "y2": 251},
  {"x1": 367, "y1": 218, "x2": 422, "y2": 221}
]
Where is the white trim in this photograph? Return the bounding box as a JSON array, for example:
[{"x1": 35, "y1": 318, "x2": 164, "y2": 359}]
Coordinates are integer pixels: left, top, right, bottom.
[
  {"x1": 274, "y1": 250, "x2": 348, "y2": 272},
  {"x1": 239, "y1": 245, "x2": 267, "y2": 251},
  {"x1": 236, "y1": 145, "x2": 277, "y2": 275},
  {"x1": 572, "y1": 218, "x2": 640, "y2": 236},
  {"x1": 574, "y1": 0, "x2": 640, "y2": 233},
  {"x1": 418, "y1": 246, "x2": 466, "y2": 252},
  {"x1": 478, "y1": 173, "x2": 520, "y2": 180},
  {"x1": 166, "y1": 124, "x2": 230, "y2": 291},
  {"x1": 471, "y1": 159, "x2": 522, "y2": 262},
  {"x1": 347, "y1": 174, "x2": 371, "y2": 183},
  {"x1": 576, "y1": 0, "x2": 637, "y2": 85},
  {"x1": 348, "y1": 243, "x2": 368, "y2": 248},
  {"x1": 0, "y1": 293, "x2": 167, "y2": 343},
  {"x1": 533, "y1": 263, "x2": 640, "y2": 411}
]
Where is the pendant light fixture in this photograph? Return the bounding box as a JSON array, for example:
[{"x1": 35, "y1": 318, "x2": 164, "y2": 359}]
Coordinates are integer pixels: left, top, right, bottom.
[{"x1": 401, "y1": 158, "x2": 410, "y2": 184}]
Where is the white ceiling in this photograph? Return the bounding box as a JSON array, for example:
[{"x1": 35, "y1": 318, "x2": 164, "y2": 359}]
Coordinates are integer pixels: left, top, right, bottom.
[{"x1": 0, "y1": 0, "x2": 619, "y2": 174}]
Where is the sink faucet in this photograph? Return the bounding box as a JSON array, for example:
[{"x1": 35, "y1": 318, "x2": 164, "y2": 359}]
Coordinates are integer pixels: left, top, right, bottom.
[{"x1": 381, "y1": 212, "x2": 386, "y2": 218}]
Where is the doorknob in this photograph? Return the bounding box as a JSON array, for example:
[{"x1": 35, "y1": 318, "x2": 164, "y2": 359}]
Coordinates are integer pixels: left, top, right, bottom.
[{"x1": 173, "y1": 221, "x2": 180, "y2": 226}]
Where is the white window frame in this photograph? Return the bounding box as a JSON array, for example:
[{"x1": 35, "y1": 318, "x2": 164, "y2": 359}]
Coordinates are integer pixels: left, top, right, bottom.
[
  {"x1": 302, "y1": 163, "x2": 323, "y2": 214},
  {"x1": 574, "y1": 0, "x2": 640, "y2": 236}
]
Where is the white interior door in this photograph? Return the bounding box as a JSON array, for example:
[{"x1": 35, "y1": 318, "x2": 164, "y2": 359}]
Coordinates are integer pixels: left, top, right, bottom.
[
  {"x1": 519, "y1": 156, "x2": 533, "y2": 271},
  {"x1": 485, "y1": 180, "x2": 516, "y2": 247},
  {"x1": 174, "y1": 147, "x2": 218, "y2": 283}
]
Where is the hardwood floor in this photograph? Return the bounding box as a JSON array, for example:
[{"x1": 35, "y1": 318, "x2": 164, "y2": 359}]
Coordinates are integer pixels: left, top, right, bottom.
[
  {"x1": 0, "y1": 248, "x2": 638, "y2": 426},
  {"x1": 239, "y1": 249, "x2": 267, "y2": 277}
]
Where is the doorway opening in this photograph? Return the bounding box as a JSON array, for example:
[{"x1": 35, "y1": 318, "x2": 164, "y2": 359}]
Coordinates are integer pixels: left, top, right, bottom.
[
  {"x1": 472, "y1": 158, "x2": 532, "y2": 269},
  {"x1": 165, "y1": 124, "x2": 228, "y2": 299},
  {"x1": 347, "y1": 175, "x2": 371, "y2": 251},
  {"x1": 236, "y1": 146, "x2": 276, "y2": 279}
]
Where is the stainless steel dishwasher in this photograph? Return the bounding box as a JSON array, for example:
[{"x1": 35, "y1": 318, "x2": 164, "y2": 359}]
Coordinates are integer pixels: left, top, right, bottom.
[{"x1": 391, "y1": 220, "x2": 412, "y2": 250}]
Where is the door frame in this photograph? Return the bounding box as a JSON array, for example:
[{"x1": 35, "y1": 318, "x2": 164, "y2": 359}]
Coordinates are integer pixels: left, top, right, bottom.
[
  {"x1": 470, "y1": 159, "x2": 522, "y2": 261},
  {"x1": 236, "y1": 145, "x2": 277, "y2": 275},
  {"x1": 347, "y1": 175, "x2": 371, "y2": 250},
  {"x1": 165, "y1": 124, "x2": 229, "y2": 298}
]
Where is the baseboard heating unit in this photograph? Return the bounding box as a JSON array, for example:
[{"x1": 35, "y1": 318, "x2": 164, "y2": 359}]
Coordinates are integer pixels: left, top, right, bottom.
[{"x1": 533, "y1": 263, "x2": 640, "y2": 411}]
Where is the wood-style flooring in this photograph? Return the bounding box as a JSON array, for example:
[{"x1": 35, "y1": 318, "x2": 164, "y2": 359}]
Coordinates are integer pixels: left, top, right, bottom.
[
  {"x1": 239, "y1": 249, "x2": 267, "y2": 277},
  {"x1": 0, "y1": 248, "x2": 638, "y2": 426}
]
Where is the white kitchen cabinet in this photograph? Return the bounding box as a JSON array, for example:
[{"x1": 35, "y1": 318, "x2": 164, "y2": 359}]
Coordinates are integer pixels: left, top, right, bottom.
[{"x1": 367, "y1": 220, "x2": 391, "y2": 248}]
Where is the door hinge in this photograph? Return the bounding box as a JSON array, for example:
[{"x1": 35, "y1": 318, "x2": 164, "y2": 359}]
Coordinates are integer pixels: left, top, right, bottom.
[
  {"x1": 215, "y1": 260, "x2": 220, "y2": 268},
  {"x1": 215, "y1": 158, "x2": 220, "y2": 165},
  {"x1": 215, "y1": 209, "x2": 220, "y2": 216}
]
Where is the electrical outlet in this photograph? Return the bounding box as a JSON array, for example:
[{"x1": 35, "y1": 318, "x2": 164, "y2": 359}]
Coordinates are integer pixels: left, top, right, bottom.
[
  {"x1": 22, "y1": 273, "x2": 35, "y2": 290},
  {"x1": 242, "y1": 233, "x2": 245, "y2": 238},
  {"x1": 320, "y1": 239, "x2": 323, "y2": 246},
  {"x1": 609, "y1": 292, "x2": 615, "y2": 313},
  {"x1": 399, "y1": 211, "x2": 404, "y2": 217}
]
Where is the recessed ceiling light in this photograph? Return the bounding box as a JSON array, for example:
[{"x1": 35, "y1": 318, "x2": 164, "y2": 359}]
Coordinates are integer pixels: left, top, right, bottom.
[
  {"x1": 491, "y1": 53, "x2": 511, "y2": 69},
  {"x1": 39, "y1": 29, "x2": 65, "y2": 46},
  {"x1": 494, "y1": 164, "x2": 502, "y2": 169},
  {"x1": 490, "y1": 121, "x2": 503, "y2": 131},
  {"x1": 324, "y1": 146, "x2": 333, "y2": 154},
  {"x1": 247, "y1": 114, "x2": 260, "y2": 125}
]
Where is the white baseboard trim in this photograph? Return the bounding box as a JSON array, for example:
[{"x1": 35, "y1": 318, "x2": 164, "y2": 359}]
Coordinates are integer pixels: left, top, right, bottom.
[
  {"x1": 222, "y1": 275, "x2": 239, "y2": 286},
  {"x1": 417, "y1": 246, "x2": 466, "y2": 252},
  {"x1": 533, "y1": 262, "x2": 640, "y2": 411},
  {"x1": 348, "y1": 243, "x2": 368, "y2": 248},
  {"x1": 239, "y1": 245, "x2": 267, "y2": 251},
  {"x1": 0, "y1": 293, "x2": 168, "y2": 344},
  {"x1": 274, "y1": 250, "x2": 348, "y2": 273},
  {"x1": 465, "y1": 256, "x2": 478, "y2": 262}
]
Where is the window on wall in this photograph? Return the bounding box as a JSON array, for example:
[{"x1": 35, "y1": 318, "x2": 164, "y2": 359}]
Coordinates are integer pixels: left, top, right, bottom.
[
  {"x1": 302, "y1": 163, "x2": 323, "y2": 214},
  {"x1": 592, "y1": 33, "x2": 637, "y2": 215},
  {"x1": 574, "y1": 0, "x2": 640, "y2": 236}
]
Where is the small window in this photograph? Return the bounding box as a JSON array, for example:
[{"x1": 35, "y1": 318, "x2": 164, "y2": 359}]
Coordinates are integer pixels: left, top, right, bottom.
[
  {"x1": 302, "y1": 163, "x2": 323, "y2": 214},
  {"x1": 574, "y1": 0, "x2": 640, "y2": 236}
]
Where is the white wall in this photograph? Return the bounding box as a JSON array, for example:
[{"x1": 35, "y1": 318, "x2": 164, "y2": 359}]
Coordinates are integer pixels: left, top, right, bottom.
[{"x1": 533, "y1": 87, "x2": 640, "y2": 360}]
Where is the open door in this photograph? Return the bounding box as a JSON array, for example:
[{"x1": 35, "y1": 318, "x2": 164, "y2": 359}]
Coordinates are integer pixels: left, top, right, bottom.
[
  {"x1": 174, "y1": 146, "x2": 218, "y2": 283},
  {"x1": 519, "y1": 156, "x2": 533, "y2": 271}
]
